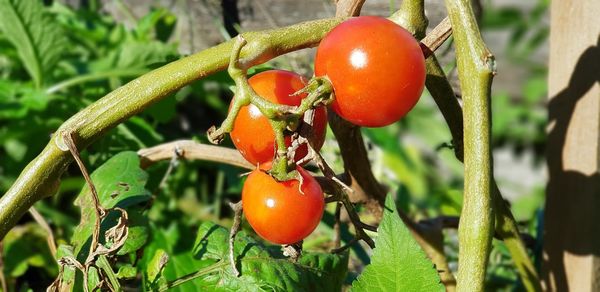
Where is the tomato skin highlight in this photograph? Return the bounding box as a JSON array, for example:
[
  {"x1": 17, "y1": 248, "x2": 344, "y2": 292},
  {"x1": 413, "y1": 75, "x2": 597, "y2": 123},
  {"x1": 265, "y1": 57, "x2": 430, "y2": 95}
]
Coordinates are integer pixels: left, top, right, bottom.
[
  {"x1": 314, "y1": 16, "x2": 426, "y2": 127},
  {"x1": 230, "y1": 70, "x2": 327, "y2": 165},
  {"x1": 242, "y1": 166, "x2": 324, "y2": 245}
]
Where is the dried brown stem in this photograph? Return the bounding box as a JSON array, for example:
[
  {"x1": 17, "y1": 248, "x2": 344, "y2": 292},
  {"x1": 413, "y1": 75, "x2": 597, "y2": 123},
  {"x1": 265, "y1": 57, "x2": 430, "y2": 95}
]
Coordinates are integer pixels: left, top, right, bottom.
[
  {"x1": 338, "y1": 189, "x2": 375, "y2": 248},
  {"x1": 62, "y1": 132, "x2": 105, "y2": 260},
  {"x1": 89, "y1": 207, "x2": 129, "y2": 258},
  {"x1": 335, "y1": 0, "x2": 365, "y2": 17},
  {"x1": 156, "y1": 146, "x2": 182, "y2": 190},
  {"x1": 136, "y1": 140, "x2": 347, "y2": 197},
  {"x1": 55, "y1": 132, "x2": 130, "y2": 291},
  {"x1": 29, "y1": 207, "x2": 57, "y2": 256},
  {"x1": 328, "y1": 114, "x2": 386, "y2": 218},
  {"x1": 228, "y1": 201, "x2": 243, "y2": 277},
  {"x1": 298, "y1": 133, "x2": 375, "y2": 249},
  {"x1": 421, "y1": 17, "x2": 452, "y2": 58},
  {"x1": 138, "y1": 140, "x2": 253, "y2": 169},
  {"x1": 331, "y1": 237, "x2": 360, "y2": 254}
]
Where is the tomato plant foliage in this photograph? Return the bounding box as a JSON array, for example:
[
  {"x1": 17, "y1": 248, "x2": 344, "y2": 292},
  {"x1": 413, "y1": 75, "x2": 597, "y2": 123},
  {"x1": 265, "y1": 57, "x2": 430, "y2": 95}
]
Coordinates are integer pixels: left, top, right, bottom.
[
  {"x1": 71, "y1": 152, "x2": 151, "y2": 257},
  {"x1": 187, "y1": 222, "x2": 348, "y2": 291},
  {"x1": 351, "y1": 195, "x2": 444, "y2": 291},
  {"x1": 0, "y1": 0, "x2": 548, "y2": 290}
]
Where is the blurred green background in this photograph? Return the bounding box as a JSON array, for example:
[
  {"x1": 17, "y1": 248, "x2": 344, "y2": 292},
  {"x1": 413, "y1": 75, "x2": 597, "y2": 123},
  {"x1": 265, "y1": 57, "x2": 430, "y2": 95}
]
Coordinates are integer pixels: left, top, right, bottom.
[{"x1": 0, "y1": 0, "x2": 548, "y2": 290}]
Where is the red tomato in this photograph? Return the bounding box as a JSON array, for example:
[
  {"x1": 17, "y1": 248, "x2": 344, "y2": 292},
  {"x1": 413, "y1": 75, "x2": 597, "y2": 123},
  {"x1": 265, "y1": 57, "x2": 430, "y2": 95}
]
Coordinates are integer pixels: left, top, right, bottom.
[
  {"x1": 314, "y1": 16, "x2": 426, "y2": 127},
  {"x1": 230, "y1": 70, "x2": 327, "y2": 165},
  {"x1": 242, "y1": 166, "x2": 324, "y2": 245}
]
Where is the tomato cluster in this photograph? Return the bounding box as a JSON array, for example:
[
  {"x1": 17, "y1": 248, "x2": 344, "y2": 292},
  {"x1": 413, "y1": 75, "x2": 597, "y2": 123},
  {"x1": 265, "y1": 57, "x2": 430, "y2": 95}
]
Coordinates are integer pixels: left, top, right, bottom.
[
  {"x1": 228, "y1": 16, "x2": 425, "y2": 245},
  {"x1": 231, "y1": 70, "x2": 327, "y2": 244}
]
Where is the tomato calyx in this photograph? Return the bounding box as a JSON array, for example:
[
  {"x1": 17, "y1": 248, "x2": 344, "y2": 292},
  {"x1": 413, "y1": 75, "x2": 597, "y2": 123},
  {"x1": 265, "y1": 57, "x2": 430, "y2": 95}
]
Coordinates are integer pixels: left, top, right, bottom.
[
  {"x1": 290, "y1": 76, "x2": 335, "y2": 112},
  {"x1": 207, "y1": 35, "x2": 335, "y2": 181},
  {"x1": 257, "y1": 162, "x2": 306, "y2": 194},
  {"x1": 207, "y1": 36, "x2": 294, "y2": 145}
]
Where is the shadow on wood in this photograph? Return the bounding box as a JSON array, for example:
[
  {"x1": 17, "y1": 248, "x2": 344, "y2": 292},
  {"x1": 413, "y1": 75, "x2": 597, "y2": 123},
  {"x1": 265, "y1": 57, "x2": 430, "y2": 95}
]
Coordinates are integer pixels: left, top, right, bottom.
[{"x1": 543, "y1": 35, "x2": 600, "y2": 291}]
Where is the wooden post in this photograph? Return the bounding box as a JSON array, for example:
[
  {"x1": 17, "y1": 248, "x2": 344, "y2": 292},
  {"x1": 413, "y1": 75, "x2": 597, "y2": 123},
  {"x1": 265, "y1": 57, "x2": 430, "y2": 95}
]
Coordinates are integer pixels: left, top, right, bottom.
[{"x1": 543, "y1": 0, "x2": 600, "y2": 291}]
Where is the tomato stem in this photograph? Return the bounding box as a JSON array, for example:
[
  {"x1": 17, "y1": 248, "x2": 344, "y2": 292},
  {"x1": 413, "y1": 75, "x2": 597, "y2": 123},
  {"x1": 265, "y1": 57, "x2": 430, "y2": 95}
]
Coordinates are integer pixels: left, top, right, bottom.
[
  {"x1": 208, "y1": 36, "x2": 336, "y2": 182},
  {"x1": 269, "y1": 119, "x2": 297, "y2": 181},
  {"x1": 389, "y1": 0, "x2": 427, "y2": 39},
  {"x1": 293, "y1": 77, "x2": 335, "y2": 115}
]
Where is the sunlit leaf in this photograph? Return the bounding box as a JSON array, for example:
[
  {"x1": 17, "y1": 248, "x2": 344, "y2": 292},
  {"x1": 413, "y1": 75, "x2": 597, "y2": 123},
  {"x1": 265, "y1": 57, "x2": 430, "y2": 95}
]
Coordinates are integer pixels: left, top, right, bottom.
[
  {"x1": 351, "y1": 195, "x2": 444, "y2": 291},
  {"x1": 71, "y1": 151, "x2": 151, "y2": 259},
  {"x1": 140, "y1": 222, "x2": 348, "y2": 291}
]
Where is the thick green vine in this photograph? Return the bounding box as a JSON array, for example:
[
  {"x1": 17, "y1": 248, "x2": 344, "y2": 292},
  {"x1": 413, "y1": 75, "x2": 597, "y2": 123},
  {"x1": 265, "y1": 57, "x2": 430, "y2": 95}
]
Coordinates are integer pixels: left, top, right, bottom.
[
  {"x1": 0, "y1": 17, "x2": 344, "y2": 239},
  {"x1": 444, "y1": 0, "x2": 495, "y2": 291}
]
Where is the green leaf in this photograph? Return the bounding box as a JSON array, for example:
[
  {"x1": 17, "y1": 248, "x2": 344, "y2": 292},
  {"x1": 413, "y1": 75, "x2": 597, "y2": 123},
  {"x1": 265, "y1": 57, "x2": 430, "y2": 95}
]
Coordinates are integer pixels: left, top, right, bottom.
[
  {"x1": 142, "y1": 222, "x2": 348, "y2": 291},
  {"x1": 0, "y1": 80, "x2": 53, "y2": 120},
  {"x1": 351, "y1": 195, "x2": 444, "y2": 291},
  {"x1": 2, "y1": 223, "x2": 57, "y2": 278},
  {"x1": 145, "y1": 249, "x2": 169, "y2": 283},
  {"x1": 511, "y1": 187, "x2": 544, "y2": 221},
  {"x1": 116, "y1": 264, "x2": 138, "y2": 280},
  {"x1": 138, "y1": 223, "x2": 200, "y2": 291},
  {"x1": 482, "y1": 7, "x2": 522, "y2": 29},
  {"x1": 115, "y1": 41, "x2": 176, "y2": 69},
  {"x1": 144, "y1": 95, "x2": 177, "y2": 124},
  {"x1": 191, "y1": 222, "x2": 348, "y2": 291},
  {"x1": 71, "y1": 151, "x2": 151, "y2": 259},
  {"x1": 91, "y1": 41, "x2": 177, "y2": 73},
  {"x1": 94, "y1": 255, "x2": 121, "y2": 291},
  {"x1": 135, "y1": 8, "x2": 177, "y2": 42},
  {"x1": 523, "y1": 77, "x2": 547, "y2": 104},
  {"x1": 4, "y1": 138, "x2": 26, "y2": 161},
  {"x1": 525, "y1": 27, "x2": 549, "y2": 53},
  {"x1": 115, "y1": 116, "x2": 164, "y2": 149},
  {"x1": 0, "y1": 0, "x2": 67, "y2": 87}
]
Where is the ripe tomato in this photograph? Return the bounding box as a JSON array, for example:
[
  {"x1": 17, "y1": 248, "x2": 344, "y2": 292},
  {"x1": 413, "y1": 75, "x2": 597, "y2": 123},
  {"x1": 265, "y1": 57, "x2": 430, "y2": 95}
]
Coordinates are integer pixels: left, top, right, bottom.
[
  {"x1": 314, "y1": 16, "x2": 426, "y2": 127},
  {"x1": 242, "y1": 165, "x2": 324, "y2": 245},
  {"x1": 230, "y1": 70, "x2": 327, "y2": 165}
]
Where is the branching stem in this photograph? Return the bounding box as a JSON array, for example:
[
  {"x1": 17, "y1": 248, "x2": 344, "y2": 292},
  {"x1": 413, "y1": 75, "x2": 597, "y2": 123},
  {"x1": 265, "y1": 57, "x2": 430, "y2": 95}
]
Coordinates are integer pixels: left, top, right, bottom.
[
  {"x1": 208, "y1": 35, "x2": 336, "y2": 181},
  {"x1": 0, "y1": 17, "x2": 345, "y2": 240}
]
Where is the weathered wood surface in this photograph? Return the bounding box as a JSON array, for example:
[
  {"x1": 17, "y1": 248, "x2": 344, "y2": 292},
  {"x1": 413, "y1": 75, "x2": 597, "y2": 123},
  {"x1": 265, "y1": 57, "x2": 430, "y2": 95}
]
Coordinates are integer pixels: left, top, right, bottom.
[{"x1": 543, "y1": 0, "x2": 600, "y2": 290}]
